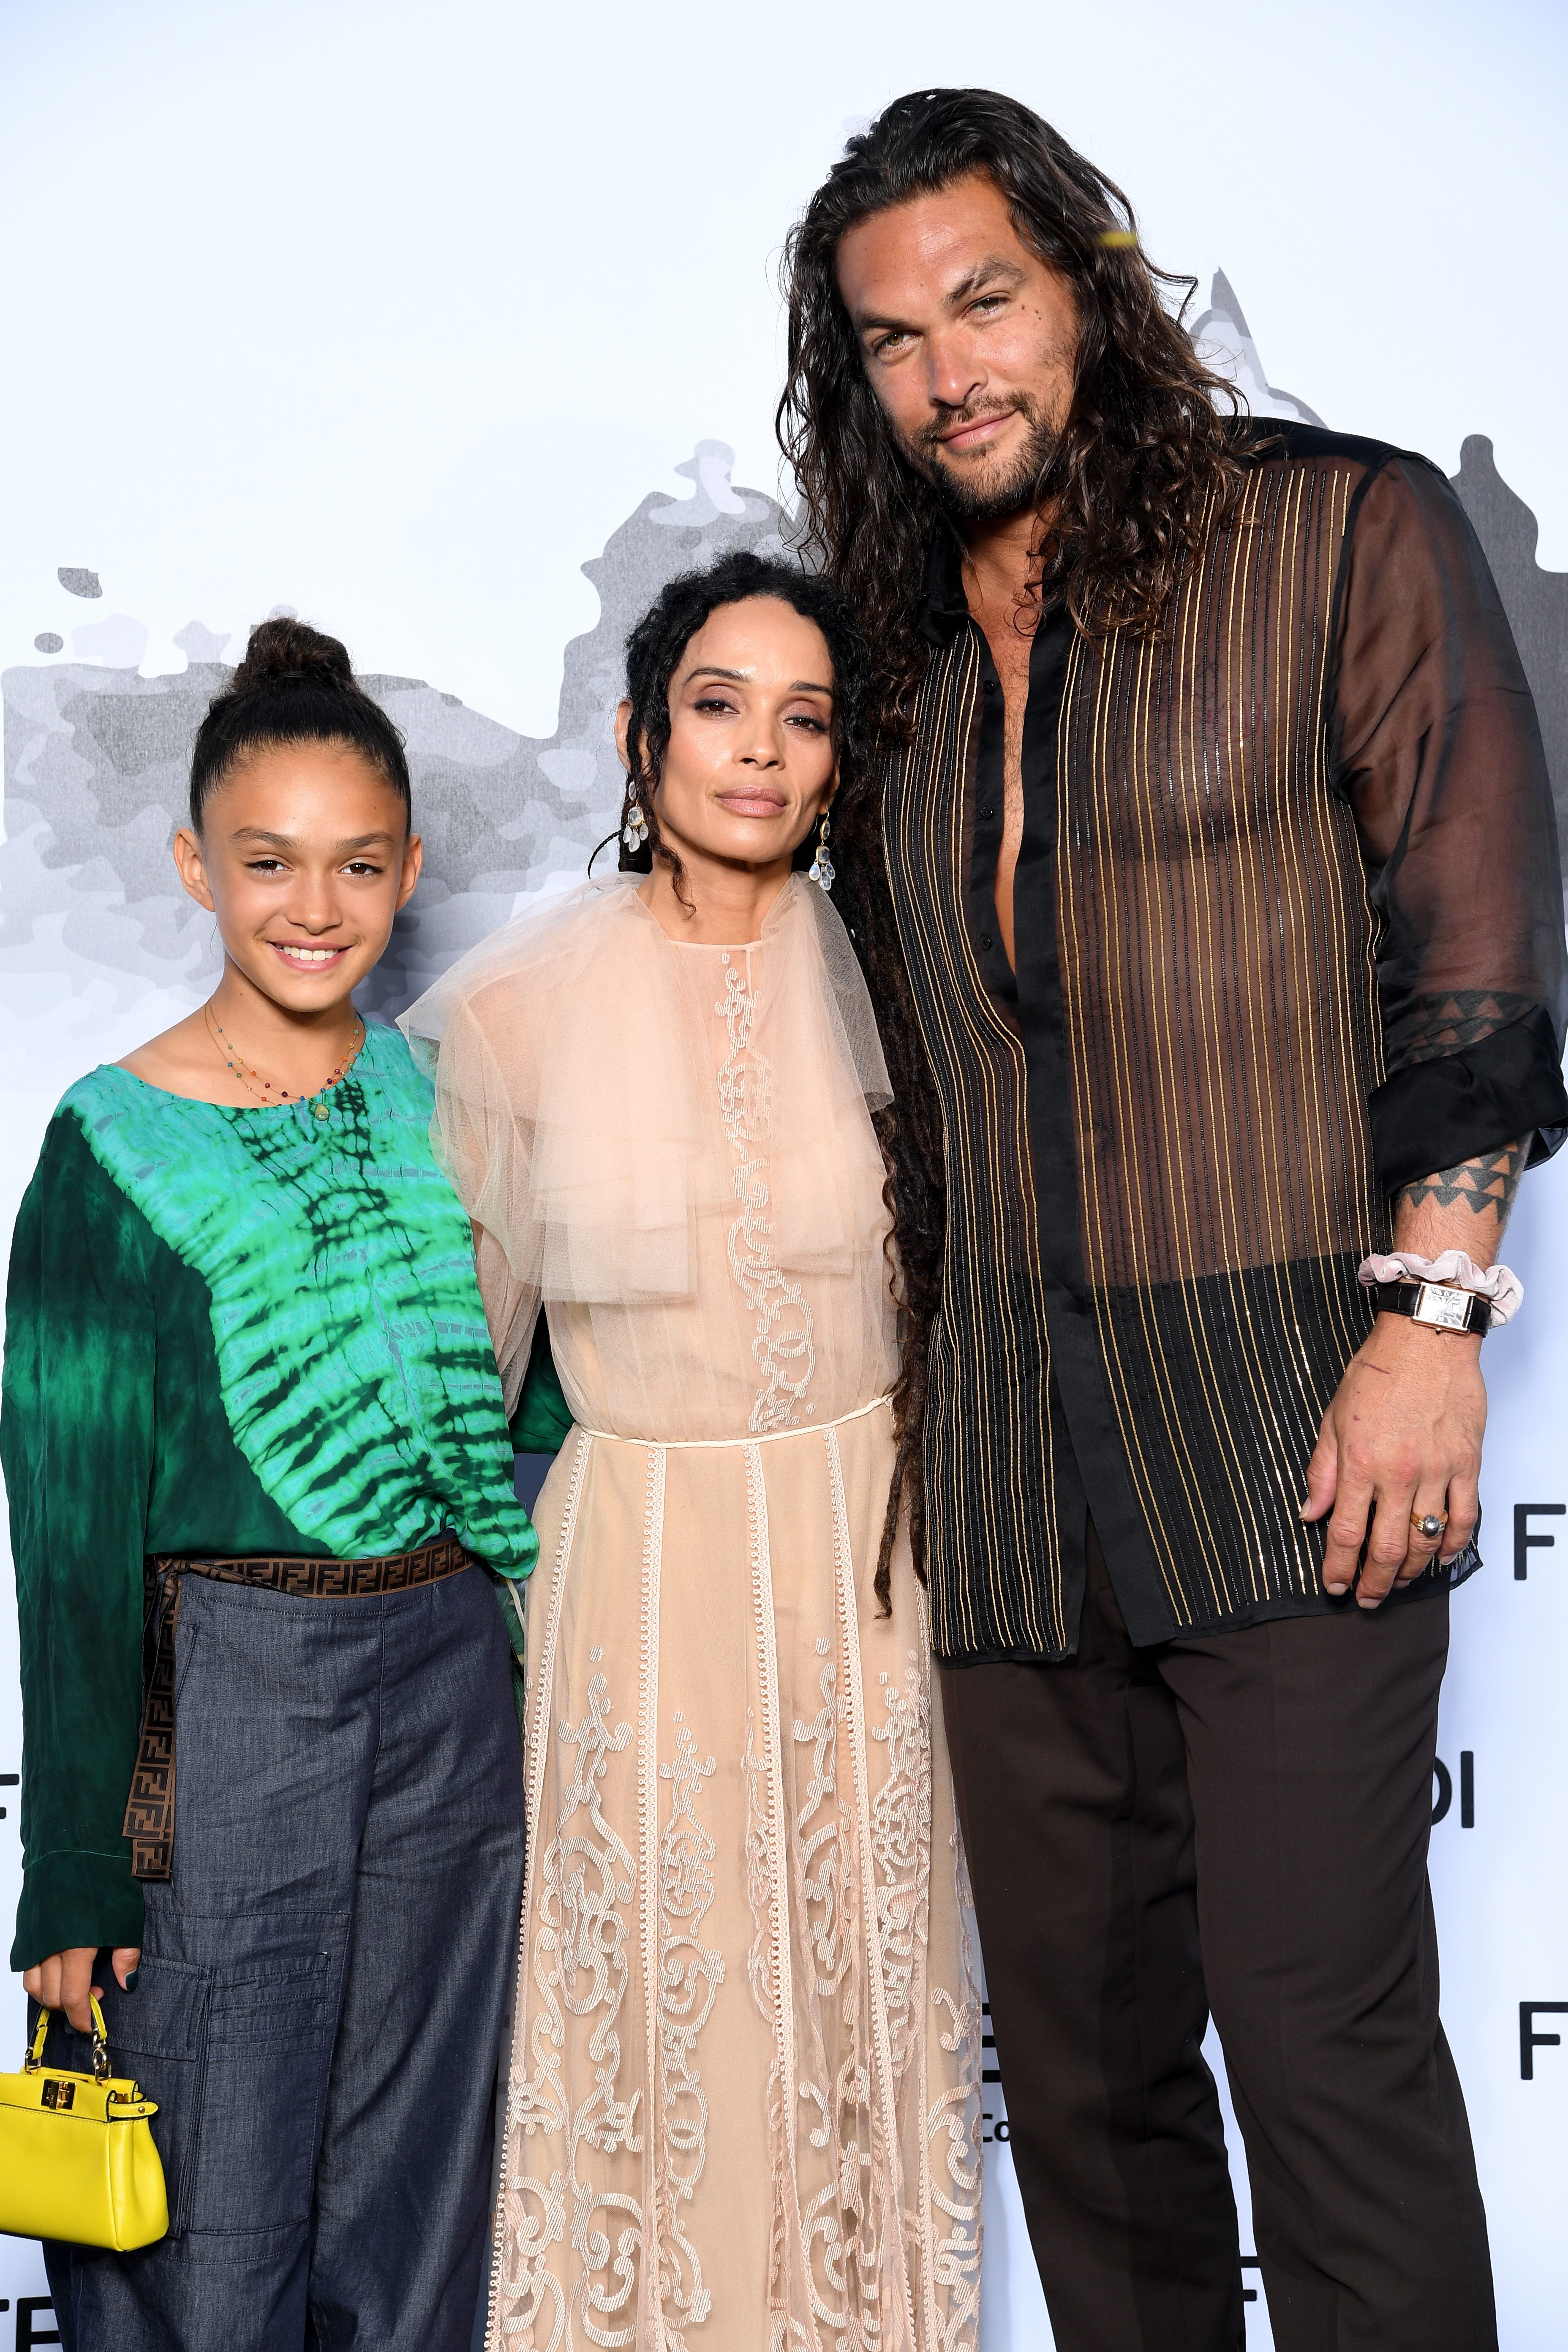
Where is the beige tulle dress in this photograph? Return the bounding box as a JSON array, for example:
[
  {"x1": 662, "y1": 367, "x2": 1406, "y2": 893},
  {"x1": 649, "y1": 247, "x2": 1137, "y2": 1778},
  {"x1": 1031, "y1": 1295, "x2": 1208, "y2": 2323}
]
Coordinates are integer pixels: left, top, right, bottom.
[{"x1": 403, "y1": 874, "x2": 982, "y2": 2352}]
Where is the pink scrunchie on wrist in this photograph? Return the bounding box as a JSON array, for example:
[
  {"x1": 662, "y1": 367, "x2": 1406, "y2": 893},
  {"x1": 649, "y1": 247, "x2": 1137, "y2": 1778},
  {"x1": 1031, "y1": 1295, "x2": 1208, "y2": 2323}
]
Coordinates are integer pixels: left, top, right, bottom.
[{"x1": 1358, "y1": 1250, "x2": 1524, "y2": 1326}]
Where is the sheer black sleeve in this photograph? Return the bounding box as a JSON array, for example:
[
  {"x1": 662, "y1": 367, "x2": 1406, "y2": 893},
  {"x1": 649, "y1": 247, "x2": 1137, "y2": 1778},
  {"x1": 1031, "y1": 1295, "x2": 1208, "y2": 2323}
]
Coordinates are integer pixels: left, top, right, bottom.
[{"x1": 1330, "y1": 453, "x2": 1568, "y2": 1191}]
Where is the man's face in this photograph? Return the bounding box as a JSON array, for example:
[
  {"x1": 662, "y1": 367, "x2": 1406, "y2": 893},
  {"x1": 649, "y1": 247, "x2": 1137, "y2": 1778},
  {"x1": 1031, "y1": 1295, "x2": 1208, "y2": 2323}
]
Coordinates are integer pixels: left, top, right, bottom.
[{"x1": 835, "y1": 172, "x2": 1079, "y2": 525}]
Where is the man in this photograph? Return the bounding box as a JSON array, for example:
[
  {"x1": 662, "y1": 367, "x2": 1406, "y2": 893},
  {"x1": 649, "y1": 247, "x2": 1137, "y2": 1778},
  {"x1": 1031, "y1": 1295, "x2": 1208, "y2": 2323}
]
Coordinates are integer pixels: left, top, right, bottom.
[{"x1": 779, "y1": 87, "x2": 1568, "y2": 2352}]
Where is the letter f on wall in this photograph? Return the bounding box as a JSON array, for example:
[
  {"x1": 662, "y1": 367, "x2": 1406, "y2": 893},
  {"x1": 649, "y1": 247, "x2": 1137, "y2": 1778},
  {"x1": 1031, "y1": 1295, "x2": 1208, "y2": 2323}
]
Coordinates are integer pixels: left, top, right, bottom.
[
  {"x1": 1513, "y1": 1503, "x2": 1565, "y2": 1578},
  {"x1": 1519, "y1": 2003, "x2": 1568, "y2": 2078}
]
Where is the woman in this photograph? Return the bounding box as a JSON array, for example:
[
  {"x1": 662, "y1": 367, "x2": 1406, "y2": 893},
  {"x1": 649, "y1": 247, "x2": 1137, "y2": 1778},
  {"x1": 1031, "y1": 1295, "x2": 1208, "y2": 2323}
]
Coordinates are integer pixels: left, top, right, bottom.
[
  {"x1": 3, "y1": 619, "x2": 539, "y2": 2350},
  {"x1": 403, "y1": 551, "x2": 982, "y2": 2351}
]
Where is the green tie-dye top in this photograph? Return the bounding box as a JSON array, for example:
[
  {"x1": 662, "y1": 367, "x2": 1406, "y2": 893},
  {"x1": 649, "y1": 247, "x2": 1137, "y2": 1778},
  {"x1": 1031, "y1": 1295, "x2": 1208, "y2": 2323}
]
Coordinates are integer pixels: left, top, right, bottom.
[
  {"x1": 3, "y1": 1022, "x2": 556, "y2": 1971},
  {"x1": 68, "y1": 1025, "x2": 536, "y2": 1568}
]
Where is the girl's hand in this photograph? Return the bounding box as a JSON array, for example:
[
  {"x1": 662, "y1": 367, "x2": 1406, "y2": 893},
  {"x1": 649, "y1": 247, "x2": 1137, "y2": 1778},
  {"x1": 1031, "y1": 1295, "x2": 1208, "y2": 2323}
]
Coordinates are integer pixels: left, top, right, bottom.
[{"x1": 23, "y1": 1945, "x2": 141, "y2": 2034}]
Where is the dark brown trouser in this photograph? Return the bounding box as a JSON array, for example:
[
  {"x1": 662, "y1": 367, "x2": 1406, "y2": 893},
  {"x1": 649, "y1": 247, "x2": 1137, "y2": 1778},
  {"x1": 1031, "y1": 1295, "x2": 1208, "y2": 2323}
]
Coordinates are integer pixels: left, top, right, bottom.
[{"x1": 941, "y1": 1524, "x2": 1496, "y2": 2352}]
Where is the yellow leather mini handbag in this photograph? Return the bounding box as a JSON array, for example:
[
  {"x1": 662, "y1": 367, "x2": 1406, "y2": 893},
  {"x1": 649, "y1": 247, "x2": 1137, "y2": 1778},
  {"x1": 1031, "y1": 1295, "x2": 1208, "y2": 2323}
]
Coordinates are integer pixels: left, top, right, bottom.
[{"x1": 0, "y1": 1997, "x2": 168, "y2": 2249}]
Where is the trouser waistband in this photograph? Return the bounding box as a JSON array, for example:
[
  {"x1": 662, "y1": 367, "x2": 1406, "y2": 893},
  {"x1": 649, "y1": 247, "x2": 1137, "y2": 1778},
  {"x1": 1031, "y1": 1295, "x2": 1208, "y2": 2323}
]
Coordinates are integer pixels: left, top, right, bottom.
[{"x1": 123, "y1": 1536, "x2": 468, "y2": 1880}]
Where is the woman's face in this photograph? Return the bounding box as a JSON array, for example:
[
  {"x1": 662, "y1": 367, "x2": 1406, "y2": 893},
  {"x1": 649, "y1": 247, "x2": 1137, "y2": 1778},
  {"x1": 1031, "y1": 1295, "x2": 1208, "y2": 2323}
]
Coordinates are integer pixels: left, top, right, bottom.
[
  {"x1": 618, "y1": 597, "x2": 838, "y2": 876},
  {"x1": 172, "y1": 743, "x2": 422, "y2": 1013}
]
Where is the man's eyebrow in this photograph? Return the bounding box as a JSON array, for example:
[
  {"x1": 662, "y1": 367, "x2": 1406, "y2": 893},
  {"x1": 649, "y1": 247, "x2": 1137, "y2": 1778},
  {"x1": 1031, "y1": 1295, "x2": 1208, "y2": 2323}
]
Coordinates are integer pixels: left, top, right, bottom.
[
  {"x1": 854, "y1": 253, "x2": 1025, "y2": 335},
  {"x1": 945, "y1": 253, "x2": 1026, "y2": 306},
  {"x1": 682, "y1": 666, "x2": 833, "y2": 696}
]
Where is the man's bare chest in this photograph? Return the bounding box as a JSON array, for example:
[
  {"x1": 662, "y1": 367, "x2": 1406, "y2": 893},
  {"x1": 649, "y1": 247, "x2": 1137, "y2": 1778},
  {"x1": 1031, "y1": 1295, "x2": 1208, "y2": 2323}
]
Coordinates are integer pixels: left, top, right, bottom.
[
  {"x1": 976, "y1": 612, "x2": 1033, "y2": 770},
  {"x1": 977, "y1": 618, "x2": 1035, "y2": 964}
]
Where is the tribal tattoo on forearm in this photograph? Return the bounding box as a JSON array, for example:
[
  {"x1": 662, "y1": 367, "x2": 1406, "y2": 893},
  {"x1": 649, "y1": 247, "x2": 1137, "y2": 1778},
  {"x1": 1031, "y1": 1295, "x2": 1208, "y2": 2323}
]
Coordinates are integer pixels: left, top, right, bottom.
[
  {"x1": 1394, "y1": 1138, "x2": 1526, "y2": 1225},
  {"x1": 1386, "y1": 989, "x2": 1533, "y2": 1066}
]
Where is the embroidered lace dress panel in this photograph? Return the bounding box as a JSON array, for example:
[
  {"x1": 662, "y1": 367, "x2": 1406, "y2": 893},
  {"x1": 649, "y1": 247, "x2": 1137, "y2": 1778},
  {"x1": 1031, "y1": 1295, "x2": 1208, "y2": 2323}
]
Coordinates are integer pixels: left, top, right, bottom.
[
  {"x1": 713, "y1": 945, "x2": 817, "y2": 1432},
  {"x1": 494, "y1": 1409, "x2": 981, "y2": 2352},
  {"x1": 402, "y1": 881, "x2": 982, "y2": 2350}
]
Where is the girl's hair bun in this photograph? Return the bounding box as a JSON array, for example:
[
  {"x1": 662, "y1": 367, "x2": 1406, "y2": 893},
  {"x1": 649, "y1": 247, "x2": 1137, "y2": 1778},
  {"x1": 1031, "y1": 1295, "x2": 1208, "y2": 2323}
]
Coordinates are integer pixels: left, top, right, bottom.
[
  {"x1": 230, "y1": 615, "x2": 354, "y2": 695},
  {"x1": 188, "y1": 614, "x2": 411, "y2": 829}
]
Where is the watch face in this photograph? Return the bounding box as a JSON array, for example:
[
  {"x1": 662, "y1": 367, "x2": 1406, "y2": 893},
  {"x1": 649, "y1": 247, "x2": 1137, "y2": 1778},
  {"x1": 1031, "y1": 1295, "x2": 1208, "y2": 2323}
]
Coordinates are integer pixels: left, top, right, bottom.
[{"x1": 1415, "y1": 1282, "x2": 1472, "y2": 1331}]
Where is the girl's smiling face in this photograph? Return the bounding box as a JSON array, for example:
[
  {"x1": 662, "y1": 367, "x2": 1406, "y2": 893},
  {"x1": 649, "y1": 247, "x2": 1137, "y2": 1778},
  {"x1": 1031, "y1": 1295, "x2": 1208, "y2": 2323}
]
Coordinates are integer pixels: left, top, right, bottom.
[
  {"x1": 618, "y1": 596, "x2": 839, "y2": 882},
  {"x1": 173, "y1": 742, "x2": 422, "y2": 1014}
]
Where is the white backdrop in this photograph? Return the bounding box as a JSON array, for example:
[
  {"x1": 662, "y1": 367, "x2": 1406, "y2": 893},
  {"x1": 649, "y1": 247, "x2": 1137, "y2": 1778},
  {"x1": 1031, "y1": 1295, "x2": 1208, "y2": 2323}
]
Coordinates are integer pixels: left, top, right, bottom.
[{"x1": 1, "y1": 3, "x2": 1565, "y2": 2345}]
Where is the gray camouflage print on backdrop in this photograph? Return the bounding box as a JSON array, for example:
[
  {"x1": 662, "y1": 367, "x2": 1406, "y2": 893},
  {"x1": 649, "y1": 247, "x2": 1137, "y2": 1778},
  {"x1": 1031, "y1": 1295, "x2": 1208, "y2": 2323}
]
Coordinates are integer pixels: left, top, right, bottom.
[
  {"x1": 4, "y1": 331, "x2": 1566, "y2": 1062},
  {"x1": 2, "y1": 443, "x2": 790, "y2": 1032}
]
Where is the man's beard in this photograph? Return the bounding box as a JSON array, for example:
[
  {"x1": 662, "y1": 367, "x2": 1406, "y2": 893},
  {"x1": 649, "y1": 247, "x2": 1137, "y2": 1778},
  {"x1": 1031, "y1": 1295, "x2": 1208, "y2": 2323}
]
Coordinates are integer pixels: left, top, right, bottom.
[{"x1": 902, "y1": 394, "x2": 1062, "y2": 525}]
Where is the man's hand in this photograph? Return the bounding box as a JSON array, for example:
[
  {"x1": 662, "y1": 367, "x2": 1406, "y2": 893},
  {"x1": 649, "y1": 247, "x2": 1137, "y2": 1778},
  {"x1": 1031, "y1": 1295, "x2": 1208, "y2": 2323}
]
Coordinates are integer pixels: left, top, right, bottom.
[
  {"x1": 1303, "y1": 1131, "x2": 1524, "y2": 1605},
  {"x1": 23, "y1": 1945, "x2": 141, "y2": 2034},
  {"x1": 1301, "y1": 1315, "x2": 1485, "y2": 1606}
]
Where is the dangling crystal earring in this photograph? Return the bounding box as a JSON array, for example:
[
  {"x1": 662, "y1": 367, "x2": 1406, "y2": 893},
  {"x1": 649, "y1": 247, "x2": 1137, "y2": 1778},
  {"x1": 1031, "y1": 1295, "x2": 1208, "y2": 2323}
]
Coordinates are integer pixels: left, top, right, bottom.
[
  {"x1": 622, "y1": 779, "x2": 650, "y2": 852},
  {"x1": 808, "y1": 809, "x2": 835, "y2": 894}
]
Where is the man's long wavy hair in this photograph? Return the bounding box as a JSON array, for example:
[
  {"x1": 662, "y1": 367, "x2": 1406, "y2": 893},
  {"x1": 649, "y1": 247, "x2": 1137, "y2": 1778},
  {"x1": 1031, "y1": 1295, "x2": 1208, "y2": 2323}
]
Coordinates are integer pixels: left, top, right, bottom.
[{"x1": 779, "y1": 87, "x2": 1249, "y2": 730}]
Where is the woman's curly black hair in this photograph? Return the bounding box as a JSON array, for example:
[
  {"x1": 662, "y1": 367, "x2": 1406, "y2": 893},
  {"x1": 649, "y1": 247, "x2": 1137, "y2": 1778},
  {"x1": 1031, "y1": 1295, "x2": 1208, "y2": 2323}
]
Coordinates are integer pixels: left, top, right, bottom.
[
  {"x1": 609, "y1": 549, "x2": 868, "y2": 901},
  {"x1": 602, "y1": 549, "x2": 946, "y2": 1612}
]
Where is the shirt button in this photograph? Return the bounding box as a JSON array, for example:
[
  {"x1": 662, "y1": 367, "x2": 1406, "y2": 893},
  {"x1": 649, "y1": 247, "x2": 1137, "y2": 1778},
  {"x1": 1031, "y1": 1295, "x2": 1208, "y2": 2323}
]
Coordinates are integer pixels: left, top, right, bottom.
[
  {"x1": 979, "y1": 805, "x2": 994, "y2": 820},
  {"x1": 982, "y1": 679, "x2": 996, "y2": 694},
  {"x1": 980, "y1": 931, "x2": 994, "y2": 950}
]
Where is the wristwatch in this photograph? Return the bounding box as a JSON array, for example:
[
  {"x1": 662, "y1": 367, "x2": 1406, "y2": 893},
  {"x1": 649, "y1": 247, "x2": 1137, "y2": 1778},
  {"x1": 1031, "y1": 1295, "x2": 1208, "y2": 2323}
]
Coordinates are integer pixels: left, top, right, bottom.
[{"x1": 1371, "y1": 1279, "x2": 1492, "y2": 1337}]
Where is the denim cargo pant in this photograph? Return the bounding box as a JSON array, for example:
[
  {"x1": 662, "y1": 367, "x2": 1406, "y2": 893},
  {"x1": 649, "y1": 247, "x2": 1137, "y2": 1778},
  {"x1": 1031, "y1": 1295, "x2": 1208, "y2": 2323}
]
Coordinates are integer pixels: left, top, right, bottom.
[{"x1": 38, "y1": 1562, "x2": 526, "y2": 2351}]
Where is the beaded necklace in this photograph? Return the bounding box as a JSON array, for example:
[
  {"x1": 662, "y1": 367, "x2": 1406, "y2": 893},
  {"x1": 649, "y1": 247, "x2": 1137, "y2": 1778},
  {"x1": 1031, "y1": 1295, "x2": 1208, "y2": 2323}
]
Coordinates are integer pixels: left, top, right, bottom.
[{"x1": 204, "y1": 1004, "x2": 366, "y2": 1124}]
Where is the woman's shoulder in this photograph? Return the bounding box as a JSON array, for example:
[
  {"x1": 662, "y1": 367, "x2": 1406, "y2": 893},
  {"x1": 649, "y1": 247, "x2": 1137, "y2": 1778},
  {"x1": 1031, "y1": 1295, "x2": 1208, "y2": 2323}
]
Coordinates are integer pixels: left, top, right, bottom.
[
  {"x1": 468, "y1": 876, "x2": 644, "y2": 990},
  {"x1": 400, "y1": 876, "x2": 645, "y2": 1052}
]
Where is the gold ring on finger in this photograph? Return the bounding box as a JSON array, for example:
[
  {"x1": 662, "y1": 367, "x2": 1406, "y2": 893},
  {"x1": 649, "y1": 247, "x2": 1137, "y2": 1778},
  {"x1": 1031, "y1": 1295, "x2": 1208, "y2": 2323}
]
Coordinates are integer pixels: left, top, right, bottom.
[{"x1": 1410, "y1": 1509, "x2": 1449, "y2": 1542}]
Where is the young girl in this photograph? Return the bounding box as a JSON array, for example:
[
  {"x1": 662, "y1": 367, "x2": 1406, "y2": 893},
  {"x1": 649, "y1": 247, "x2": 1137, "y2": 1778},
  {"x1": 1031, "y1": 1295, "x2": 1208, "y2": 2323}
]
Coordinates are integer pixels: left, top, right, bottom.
[
  {"x1": 404, "y1": 552, "x2": 983, "y2": 2351},
  {"x1": 3, "y1": 619, "x2": 539, "y2": 2350}
]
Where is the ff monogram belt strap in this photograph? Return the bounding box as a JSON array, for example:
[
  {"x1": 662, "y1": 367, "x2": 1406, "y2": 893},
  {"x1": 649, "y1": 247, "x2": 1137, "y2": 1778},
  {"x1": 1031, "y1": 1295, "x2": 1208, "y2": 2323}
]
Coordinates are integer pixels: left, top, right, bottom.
[{"x1": 122, "y1": 1535, "x2": 469, "y2": 1881}]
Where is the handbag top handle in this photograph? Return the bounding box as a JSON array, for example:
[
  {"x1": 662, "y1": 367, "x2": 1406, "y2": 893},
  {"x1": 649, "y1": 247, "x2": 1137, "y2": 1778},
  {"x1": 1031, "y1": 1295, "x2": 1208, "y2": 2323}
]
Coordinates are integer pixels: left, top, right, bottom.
[{"x1": 27, "y1": 1995, "x2": 111, "y2": 2082}]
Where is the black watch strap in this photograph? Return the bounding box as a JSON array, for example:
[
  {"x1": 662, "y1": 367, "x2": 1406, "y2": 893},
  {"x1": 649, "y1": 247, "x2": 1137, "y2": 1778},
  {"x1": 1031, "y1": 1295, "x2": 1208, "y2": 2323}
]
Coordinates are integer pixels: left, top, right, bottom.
[{"x1": 1372, "y1": 1279, "x2": 1492, "y2": 1337}]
